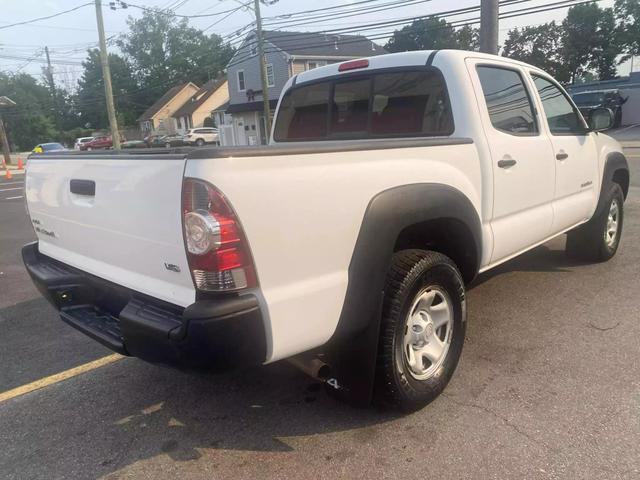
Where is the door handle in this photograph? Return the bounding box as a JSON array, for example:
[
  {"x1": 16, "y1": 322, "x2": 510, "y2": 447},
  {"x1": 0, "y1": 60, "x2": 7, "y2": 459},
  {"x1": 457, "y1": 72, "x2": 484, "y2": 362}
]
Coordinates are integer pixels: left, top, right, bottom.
[
  {"x1": 497, "y1": 159, "x2": 517, "y2": 168},
  {"x1": 556, "y1": 152, "x2": 569, "y2": 161},
  {"x1": 70, "y1": 179, "x2": 95, "y2": 196}
]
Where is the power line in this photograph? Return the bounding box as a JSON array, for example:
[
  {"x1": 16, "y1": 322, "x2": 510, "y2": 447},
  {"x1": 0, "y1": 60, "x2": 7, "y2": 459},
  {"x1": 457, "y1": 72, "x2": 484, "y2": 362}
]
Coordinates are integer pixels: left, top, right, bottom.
[
  {"x1": 225, "y1": 0, "x2": 604, "y2": 67},
  {"x1": 0, "y1": 2, "x2": 94, "y2": 30},
  {"x1": 110, "y1": 0, "x2": 253, "y2": 18}
]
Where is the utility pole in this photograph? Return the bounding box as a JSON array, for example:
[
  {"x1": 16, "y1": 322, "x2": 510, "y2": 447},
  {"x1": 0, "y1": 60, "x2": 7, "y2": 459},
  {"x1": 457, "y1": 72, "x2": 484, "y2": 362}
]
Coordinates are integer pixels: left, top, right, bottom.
[
  {"x1": 94, "y1": 0, "x2": 120, "y2": 149},
  {"x1": 0, "y1": 96, "x2": 16, "y2": 167},
  {"x1": 0, "y1": 117, "x2": 10, "y2": 167},
  {"x1": 44, "y1": 46, "x2": 60, "y2": 130},
  {"x1": 480, "y1": 0, "x2": 499, "y2": 55},
  {"x1": 254, "y1": 0, "x2": 272, "y2": 140}
]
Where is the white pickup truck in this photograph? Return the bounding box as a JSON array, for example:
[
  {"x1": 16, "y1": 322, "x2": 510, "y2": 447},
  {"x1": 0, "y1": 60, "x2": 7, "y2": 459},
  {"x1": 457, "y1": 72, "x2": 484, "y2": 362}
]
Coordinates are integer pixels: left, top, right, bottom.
[{"x1": 23, "y1": 50, "x2": 629, "y2": 411}]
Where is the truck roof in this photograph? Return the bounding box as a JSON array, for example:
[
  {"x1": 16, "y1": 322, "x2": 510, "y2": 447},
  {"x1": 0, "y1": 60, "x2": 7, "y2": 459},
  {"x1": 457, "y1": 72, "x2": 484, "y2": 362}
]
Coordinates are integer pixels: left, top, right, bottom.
[{"x1": 293, "y1": 49, "x2": 547, "y2": 86}]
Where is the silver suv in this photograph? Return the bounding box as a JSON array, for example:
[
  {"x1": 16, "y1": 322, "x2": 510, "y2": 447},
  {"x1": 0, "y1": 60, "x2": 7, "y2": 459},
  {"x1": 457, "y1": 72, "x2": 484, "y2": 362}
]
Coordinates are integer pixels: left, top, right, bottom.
[{"x1": 183, "y1": 128, "x2": 219, "y2": 146}]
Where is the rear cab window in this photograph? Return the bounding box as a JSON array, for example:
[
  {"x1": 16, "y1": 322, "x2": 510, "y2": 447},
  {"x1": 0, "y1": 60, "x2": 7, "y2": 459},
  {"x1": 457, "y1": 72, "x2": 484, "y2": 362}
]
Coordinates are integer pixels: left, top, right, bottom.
[{"x1": 273, "y1": 68, "x2": 453, "y2": 142}]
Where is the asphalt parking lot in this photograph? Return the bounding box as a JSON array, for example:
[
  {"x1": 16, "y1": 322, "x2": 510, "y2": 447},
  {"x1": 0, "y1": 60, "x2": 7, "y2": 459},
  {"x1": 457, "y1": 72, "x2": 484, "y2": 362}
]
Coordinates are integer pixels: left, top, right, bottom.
[{"x1": 1, "y1": 142, "x2": 639, "y2": 479}]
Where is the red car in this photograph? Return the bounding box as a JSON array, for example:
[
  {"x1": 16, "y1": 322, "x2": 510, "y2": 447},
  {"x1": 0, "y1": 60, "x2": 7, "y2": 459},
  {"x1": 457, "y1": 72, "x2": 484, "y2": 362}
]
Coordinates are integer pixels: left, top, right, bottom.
[{"x1": 79, "y1": 134, "x2": 125, "y2": 151}]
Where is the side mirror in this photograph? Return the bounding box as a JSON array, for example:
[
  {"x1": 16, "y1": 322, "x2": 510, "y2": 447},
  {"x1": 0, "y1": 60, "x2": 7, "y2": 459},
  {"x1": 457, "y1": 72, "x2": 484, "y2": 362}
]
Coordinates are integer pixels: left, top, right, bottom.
[{"x1": 588, "y1": 107, "x2": 614, "y2": 132}]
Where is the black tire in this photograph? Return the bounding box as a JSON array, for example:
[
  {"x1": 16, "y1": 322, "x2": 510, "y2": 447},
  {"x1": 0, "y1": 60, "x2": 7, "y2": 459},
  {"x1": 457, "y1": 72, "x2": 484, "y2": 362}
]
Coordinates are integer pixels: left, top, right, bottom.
[
  {"x1": 375, "y1": 249, "x2": 466, "y2": 412},
  {"x1": 165, "y1": 142, "x2": 171, "y2": 149},
  {"x1": 566, "y1": 183, "x2": 624, "y2": 262},
  {"x1": 195, "y1": 138, "x2": 205, "y2": 147}
]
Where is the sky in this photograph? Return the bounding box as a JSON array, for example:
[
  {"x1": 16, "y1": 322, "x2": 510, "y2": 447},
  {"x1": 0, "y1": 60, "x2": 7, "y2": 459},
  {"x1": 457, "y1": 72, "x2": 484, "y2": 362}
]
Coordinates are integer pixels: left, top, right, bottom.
[{"x1": 0, "y1": 0, "x2": 624, "y2": 90}]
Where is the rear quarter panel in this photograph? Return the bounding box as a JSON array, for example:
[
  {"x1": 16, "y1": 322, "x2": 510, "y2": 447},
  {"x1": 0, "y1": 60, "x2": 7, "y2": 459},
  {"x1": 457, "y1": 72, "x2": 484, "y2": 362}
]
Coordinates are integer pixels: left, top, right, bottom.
[{"x1": 185, "y1": 142, "x2": 482, "y2": 362}]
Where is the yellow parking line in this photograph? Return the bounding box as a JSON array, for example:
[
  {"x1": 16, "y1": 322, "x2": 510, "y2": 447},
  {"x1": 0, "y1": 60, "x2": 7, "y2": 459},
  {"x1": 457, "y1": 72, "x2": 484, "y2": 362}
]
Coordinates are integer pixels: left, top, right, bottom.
[{"x1": 0, "y1": 353, "x2": 124, "y2": 403}]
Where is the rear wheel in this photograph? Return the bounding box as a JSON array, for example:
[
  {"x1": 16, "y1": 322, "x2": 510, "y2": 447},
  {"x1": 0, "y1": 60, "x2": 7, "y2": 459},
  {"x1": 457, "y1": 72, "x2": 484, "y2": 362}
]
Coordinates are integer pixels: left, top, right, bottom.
[
  {"x1": 566, "y1": 183, "x2": 624, "y2": 262},
  {"x1": 196, "y1": 138, "x2": 205, "y2": 147},
  {"x1": 86, "y1": 147, "x2": 92, "y2": 151},
  {"x1": 375, "y1": 249, "x2": 466, "y2": 412},
  {"x1": 165, "y1": 142, "x2": 171, "y2": 149}
]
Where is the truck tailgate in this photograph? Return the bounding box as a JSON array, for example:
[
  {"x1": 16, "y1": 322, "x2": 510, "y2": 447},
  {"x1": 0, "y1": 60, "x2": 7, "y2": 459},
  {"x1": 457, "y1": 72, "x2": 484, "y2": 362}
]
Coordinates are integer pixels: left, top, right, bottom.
[{"x1": 25, "y1": 154, "x2": 195, "y2": 307}]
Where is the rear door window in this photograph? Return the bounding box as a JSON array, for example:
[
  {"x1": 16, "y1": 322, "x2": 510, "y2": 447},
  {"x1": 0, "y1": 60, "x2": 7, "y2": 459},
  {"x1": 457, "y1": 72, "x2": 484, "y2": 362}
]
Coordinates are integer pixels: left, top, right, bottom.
[
  {"x1": 476, "y1": 66, "x2": 537, "y2": 135},
  {"x1": 273, "y1": 69, "x2": 453, "y2": 141}
]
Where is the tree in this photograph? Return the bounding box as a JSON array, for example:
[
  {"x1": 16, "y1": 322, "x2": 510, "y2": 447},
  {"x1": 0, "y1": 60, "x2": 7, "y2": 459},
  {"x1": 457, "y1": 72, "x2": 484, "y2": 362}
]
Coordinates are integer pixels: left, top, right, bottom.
[
  {"x1": 562, "y1": 3, "x2": 602, "y2": 83},
  {"x1": 117, "y1": 9, "x2": 234, "y2": 105},
  {"x1": 0, "y1": 72, "x2": 58, "y2": 150},
  {"x1": 385, "y1": 17, "x2": 479, "y2": 52},
  {"x1": 592, "y1": 8, "x2": 620, "y2": 80},
  {"x1": 502, "y1": 22, "x2": 569, "y2": 82},
  {"x1": 74, "y1": 49, "x2": 141, "y2": 129},
  {"x1": 615, "y1": 0, "x2": 640, "y2": 63}
]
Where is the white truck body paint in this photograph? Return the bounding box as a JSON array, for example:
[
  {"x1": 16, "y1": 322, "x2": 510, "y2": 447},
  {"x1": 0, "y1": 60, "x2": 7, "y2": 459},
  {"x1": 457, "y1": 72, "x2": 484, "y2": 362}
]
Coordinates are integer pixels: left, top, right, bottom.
[{"x1": 25, "y1": 50, "x2": 624, "y2": 364}]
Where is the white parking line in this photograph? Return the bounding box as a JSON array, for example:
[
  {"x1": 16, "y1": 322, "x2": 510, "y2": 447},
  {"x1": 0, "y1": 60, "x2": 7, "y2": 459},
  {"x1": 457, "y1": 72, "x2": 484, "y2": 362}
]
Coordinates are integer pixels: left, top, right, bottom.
[
  {"x1": 0, "y1": 181, "x2": 24, "y2": 186},
  {"x1": 0, "y1": 187, "x2": 22, "y2": 192},
  {"x1": 5, "y1": 196, "x2": 23, "y2": 200}
]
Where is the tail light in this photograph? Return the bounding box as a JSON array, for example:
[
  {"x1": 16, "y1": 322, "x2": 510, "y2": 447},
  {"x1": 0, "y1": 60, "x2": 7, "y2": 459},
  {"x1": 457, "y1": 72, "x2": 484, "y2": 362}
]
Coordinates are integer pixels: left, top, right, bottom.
[{"x1": 182, "y1": 178, "x2": 257, "y2": 291}]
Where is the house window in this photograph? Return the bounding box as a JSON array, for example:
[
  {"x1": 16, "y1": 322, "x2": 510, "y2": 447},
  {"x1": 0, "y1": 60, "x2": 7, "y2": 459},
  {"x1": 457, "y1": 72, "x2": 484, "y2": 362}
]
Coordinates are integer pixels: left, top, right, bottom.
[
  {"x1": 306, "y1": 61, "x2": 326, "y2": 71},
  {"x1": 249, "y1": 36, "x2": 257, "y2": 56},
  {"x1": 176, "y1": 117, "x2": 182, "y2": 130},
  {"x1": 266, "y1": 63, "x2": 275, "y2": 87},
  {"x1": 237, "y1": 70, "x2": 246, "y2": 91}
]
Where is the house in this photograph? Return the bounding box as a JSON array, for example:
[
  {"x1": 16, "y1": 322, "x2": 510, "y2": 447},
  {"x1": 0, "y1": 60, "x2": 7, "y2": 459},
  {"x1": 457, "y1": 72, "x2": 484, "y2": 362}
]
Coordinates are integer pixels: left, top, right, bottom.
[
  {"x1": 137, "y1": 82, "x2": 199, "y2": 136},
  {"x1": 171, "y1": 77, "x2": 229, "y2": 135},
  {"x1": 223, "y1": 30, "x2": 387, "y2": 146}
]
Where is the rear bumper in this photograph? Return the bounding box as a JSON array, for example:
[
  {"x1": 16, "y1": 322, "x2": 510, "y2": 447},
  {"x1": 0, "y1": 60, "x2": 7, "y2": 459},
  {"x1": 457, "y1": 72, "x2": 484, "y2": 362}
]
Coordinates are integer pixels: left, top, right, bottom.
[{"x1": 22, "y1": 242, "x2": 267, "y2": 370}]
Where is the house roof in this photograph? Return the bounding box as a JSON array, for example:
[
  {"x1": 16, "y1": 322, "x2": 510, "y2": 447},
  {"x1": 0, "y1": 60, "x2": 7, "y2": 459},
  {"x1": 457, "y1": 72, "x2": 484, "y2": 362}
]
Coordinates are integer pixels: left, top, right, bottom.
[
  {"x1": 262, "y1": 30, "x2": 387, "y2": 58},
  {"x1": 226, "y1": 99, "x2": 278, "y2": 114},
  {"x1": 172, "y1": 77, "x2": 227, "y2": 119},
  {"x1": 137, "y1": 83, "x2": 197, "y2": 122}
]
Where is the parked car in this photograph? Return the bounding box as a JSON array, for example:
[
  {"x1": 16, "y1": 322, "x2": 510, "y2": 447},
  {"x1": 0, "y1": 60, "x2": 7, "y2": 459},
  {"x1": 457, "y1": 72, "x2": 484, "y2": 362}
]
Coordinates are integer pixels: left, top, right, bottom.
[
  {"x1": 144, "y1": 134, "x2": 185, "y2": 148},
  {"x1": 73, "y1": 137, "x2": 94, "y2": 150},
  {"x1": 163, "y1": 134, "x2": 186, "y2": 148},
  {"x1": 22, "y1": 51, "x2": 629, "y2": 411},
  {"x1": 571, "y1": 89, "x2": 628, "y2": 128},
  {"x1": 121, "y1": 140, "x2": 147, "y2": 149},
  {"x1": 79, "y1": 135, "x2": 125, "y2": 151},
  {"x1": 31, "y1": 142, "x2": 67, "y2": 153},
  {"x1": 182, "y1": 127, "x2": 218, "y2": 146},
  {"x1": 143, "y1": 134, "x2": 164, "y2": 147}
]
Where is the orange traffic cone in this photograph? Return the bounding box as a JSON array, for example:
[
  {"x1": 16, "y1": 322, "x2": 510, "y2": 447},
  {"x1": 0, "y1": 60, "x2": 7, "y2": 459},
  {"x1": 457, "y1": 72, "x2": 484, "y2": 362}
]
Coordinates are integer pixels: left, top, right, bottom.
[
  {"x1": 5, "y1": 168, "x2": 12, "y2": 180},
  {"x1": 17, "y1": 158, "x2": 23, "y2": 169}
]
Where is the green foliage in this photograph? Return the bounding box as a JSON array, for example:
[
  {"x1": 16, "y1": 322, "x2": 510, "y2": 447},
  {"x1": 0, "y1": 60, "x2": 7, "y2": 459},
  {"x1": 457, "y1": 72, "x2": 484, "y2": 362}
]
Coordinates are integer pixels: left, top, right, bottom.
[
  {"x1": 502, "y1": 1, "x2": 640, "y2": 83},
  {"x1": 0, "y1": 72, "x2": 58, "y2": 150},
  {"x1": 592, "y1": 8, "x2": 621, "y2": 81},
  {"x1": 561, "y1": 3, "x2": 602, "y2": 83},
  {"x1": 615, "y1": 0, "x2": 640, "y2": 61},
  {"x1": 385, "y1": 17, "x2": 479, "y2": 52},
  {"x1": 502, "y1": 22, "x2": 569, "y2": 83},
  {"x1": 116, "y1": 9, "x2": 234, "y2": 106},
  {"x1": 74, "y1": 49, "x2": 141, "y2": 130},
  {"x1": 203, "y1": 116, "x2": 217, "y2": 128}
]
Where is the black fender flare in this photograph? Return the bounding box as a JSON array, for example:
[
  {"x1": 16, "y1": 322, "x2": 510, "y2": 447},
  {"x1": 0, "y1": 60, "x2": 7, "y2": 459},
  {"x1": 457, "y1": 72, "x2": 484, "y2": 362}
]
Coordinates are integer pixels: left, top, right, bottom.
[
  {"x1": 324, "y1": 183, "x2": 482, "y2": 405},
  {"x1": 600, "y1": 151, "x2": 629, "y2": 201}
]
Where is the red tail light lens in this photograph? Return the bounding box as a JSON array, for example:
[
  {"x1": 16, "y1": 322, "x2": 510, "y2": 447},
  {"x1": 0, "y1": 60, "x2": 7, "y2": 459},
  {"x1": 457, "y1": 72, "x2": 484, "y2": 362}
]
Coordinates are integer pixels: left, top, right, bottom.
[{"x1": 182, "y1": 178, "x2": 257, "y2": 291}]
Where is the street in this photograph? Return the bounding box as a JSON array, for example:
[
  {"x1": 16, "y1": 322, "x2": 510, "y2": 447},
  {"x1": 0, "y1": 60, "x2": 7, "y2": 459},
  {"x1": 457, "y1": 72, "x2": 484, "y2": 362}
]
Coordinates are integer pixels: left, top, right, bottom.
[{"x1": 1, "y1": 144, "x2": 639, "y2": 480}]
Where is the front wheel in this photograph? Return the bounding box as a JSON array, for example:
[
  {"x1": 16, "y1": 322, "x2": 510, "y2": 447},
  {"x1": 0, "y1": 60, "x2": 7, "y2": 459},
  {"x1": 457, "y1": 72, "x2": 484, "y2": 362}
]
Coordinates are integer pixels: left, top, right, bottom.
[
  {"x1": 375, "y1": 249, "x2": 466, "y2": 412},
  {"x1": 566, "y1": 183, "x2": 624, "y2": 262}
]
